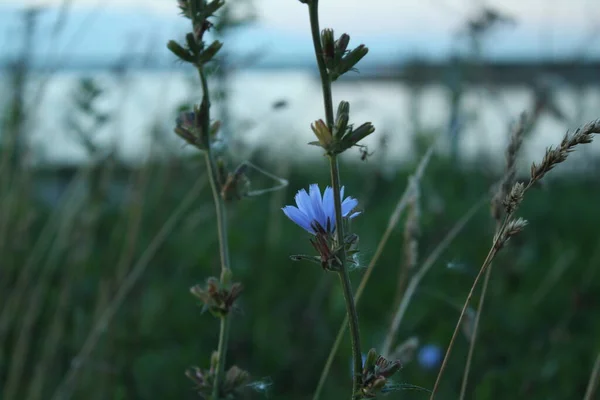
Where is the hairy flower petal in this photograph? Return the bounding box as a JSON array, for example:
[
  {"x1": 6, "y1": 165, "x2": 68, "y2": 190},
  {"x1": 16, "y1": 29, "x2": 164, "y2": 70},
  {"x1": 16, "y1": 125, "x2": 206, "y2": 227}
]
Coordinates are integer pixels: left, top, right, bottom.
[
  {"x1": 282, "y1": 206, "x2": 313, "y2": 234},
  {"x1": 341, "y1": 197, "x2": 359, "y2": 216},
  {"x1": 322, "y1": 186, "x2": 335, "y2": 231},
  {"x1": 283, "y1": 184, "x2": 361, "y2": 235},
  {"x1": 348, "y1": 211, "x2": 361, "y2": 219},
  {"x1": 309, "y1": 184, "x2": 327, "y2": 229},
  {"x1": 295, "y1": 188, "x2": 314, "y2": 222}
]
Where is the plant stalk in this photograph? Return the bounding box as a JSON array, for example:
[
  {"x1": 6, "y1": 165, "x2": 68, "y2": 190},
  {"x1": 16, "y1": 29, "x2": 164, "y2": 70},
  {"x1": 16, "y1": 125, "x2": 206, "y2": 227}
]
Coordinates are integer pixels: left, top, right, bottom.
[
  {"x1": 330, "y1": 156, "x2": 363, "y2": 399},
  {"x1": 199, "y1": 66, "x2": 231, "y2": 400},
  {"x1": 306, "y1": 1, "x2": 362, "y2": 397},
  {"x1": 312, "y1": 144, "x2": 437, "y2": 400},
  {"x1": 458, "y1": 220, "x2": 501, "y2": 400},
  {"x1": 429, "y1": 214, "x2": 514, "y2": 399},
  {"x1": 308, "y1": 0, "x2": 334, "y2": 127}
]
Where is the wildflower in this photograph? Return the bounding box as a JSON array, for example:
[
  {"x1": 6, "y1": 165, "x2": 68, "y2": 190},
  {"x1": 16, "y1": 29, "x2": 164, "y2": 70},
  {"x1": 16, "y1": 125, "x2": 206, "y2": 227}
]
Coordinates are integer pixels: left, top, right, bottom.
[
  {"x1": 282, "y1": 184, "x2": 360, "y2": 235},
  {"x1": 417, "y1": 344, "x2": 443, "y2": 370}
]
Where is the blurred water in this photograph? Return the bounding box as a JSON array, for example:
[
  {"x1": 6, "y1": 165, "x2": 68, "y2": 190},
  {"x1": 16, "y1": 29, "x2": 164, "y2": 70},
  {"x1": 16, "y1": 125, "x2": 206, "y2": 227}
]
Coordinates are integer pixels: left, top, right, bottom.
[{"x1": 5, "y1": 69, "x2": 600, "y2": 167}]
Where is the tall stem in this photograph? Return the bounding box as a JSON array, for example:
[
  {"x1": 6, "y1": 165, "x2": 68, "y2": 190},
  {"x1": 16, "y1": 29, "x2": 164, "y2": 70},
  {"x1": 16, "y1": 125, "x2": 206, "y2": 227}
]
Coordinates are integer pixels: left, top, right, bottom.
[
  {"x1": 458, "y1": 220, "x2": 501, "y2": 400},
  {"x1": 458, "y1": 262, "x2": 492, "y2": 400},
  {"x1": 313, "y1": 145, "x2": 438, "y2": 400},
  {"x1": 429, "y1": 245, "x2": 498, "y2": 399},
  {"x1": 198, "y1": 67, "x2": 231, "y2": 400},
  {"x1": 430, "y1": 213, "x2": 513, "y2": 399},
  {"x1": 308, "y1": 0, "x2": 334, "y2": 127},
  {"x1": 306, "y1": 1, "x2": 362, "y2": 397},
  {"x1": 330, "y1": 156, "x2": 363, "y2": 398}
]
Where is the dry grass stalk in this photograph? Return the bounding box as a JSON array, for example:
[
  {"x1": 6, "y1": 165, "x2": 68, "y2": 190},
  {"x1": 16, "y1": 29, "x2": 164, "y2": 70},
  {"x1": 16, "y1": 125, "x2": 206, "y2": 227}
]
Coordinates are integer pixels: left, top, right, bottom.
[
  {"x1": 393, "y1": 182, "x2": 421, "y2": 309},
  {"x1": 2, "y1": 180, "x2": 85, "y2": 400},
  {"x1": 0, "y1": 168, "x2": 89, "y2": 345},
  {"x1": 531, "y1": 249, "x2": 577, "y2": 306},
  {"x1": 583, "y1": 352, "x2": 600, "y2": 400},
  {"x1": 432, "y1": 118, "x2": 600, "y2": 400},
  {"x1": 403, "y1": 187, "x2": 421, "y2": 272},
  {"x1": 461, "y1": 113, "x2": 530, "y2": 399},
  {"x1": 26, "y1": 268, "x2": 75, "y2": 400},
  {"x1": 380, "y1": 195, "x2": 487, "y2": 357},
  {"x1": 530, "y1": 119, "x2": 600, "y2": 183},
  {"x1": 50, "y1": 178, "x2": 206, "y2": 400},
  {"x1": 390, "y1": 336, "x2": 419, "y2": 364},
  {"x1": 491, "y1": 113, "x2": 527, "y2": 221}
]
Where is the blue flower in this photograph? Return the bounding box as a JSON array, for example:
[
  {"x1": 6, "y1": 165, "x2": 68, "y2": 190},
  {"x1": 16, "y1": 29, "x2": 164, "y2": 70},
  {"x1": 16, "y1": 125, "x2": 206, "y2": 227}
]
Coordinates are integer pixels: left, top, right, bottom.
[
  {"x1": 282, "y1": 184, "x2": 360, "y2": 235},
  {"x1": 418, "y1": 344, "x2": 443, "y2": 370}
]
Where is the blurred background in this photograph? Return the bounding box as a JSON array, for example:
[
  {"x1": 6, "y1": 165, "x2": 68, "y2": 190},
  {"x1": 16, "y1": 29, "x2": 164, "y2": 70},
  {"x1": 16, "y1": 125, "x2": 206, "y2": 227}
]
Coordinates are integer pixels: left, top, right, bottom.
[{"x1": 1, "y1": 0, "x2": 599, "y2": 399}]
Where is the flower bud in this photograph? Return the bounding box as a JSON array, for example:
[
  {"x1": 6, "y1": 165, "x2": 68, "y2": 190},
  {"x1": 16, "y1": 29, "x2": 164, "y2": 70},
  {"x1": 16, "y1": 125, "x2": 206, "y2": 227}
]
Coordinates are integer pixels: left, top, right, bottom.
[
  {"x1": 224, "y1": 365, "x2": 250, "y2": 390},
  {"x1": 321, "y1": 29, "x2": 335, "y2": 69},
  {"x1": 174, "y1": 104, "x2": 209, "y2": 150},
  {"x1": 311, "y1": 119, "x2": 333, "y2": 148},
  {"x1": 334, "y1": 101, "x2": 350, "y2": 139},
  {"x1": 186, "y1": 366, "x2": 207, "y2": 388},
  {"x1": 203, "y1": 0, "x2": 225, "y2": 18},
  {"x1": 198, "y1": 40, "x2": 223, "y2": 64},
  {"x1": 190, "y1": 275, "x2": 243, "y2": 317},
  {"x1": 167, "y1": 40, "x2": 195, "y2": 63},
  {"x1": 346, "y1": 122, "x2": 375, "y2": 145},
  {"x1": 334, "y1": 44, "x2": 369, "y2": 79},
  {"x1": 186, "y1": 32, "x2": 200, "y2": 55},
  {"x1": 376, "y1": 356, "x2": 402, "y2": 378},
  {"x1": 371, "y1": 377, "x2": 387, "y2": 391},
  {"x1": 210, "y1": 120, "x2": 221, "y2": 138},
  {"x1": 364, "y1": 348, "x2": 378, "y2": 372},
  {"x1": 335, "y1": 33, "x2": 351, "y2": 56}
]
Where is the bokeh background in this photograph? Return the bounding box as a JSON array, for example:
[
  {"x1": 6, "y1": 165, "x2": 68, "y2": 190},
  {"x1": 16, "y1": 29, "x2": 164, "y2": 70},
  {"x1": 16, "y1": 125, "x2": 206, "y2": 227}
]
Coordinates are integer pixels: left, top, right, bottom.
[{"x1": 1, "y1": 0, "x2": 600, "y2": 399}]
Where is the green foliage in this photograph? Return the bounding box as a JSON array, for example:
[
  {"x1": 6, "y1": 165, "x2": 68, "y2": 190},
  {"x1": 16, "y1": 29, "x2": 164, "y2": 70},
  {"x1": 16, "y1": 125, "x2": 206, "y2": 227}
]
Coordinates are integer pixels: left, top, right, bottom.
[{"x1": 1, "y1": 154, "x2": 599, "y2": 399}]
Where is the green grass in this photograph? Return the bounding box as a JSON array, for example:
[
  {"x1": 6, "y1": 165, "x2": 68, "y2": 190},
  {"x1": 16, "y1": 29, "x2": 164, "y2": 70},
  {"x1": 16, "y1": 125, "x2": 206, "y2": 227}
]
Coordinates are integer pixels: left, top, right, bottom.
[{"x1": 1, "y1": 153, "x2": 599, "y2": 399}]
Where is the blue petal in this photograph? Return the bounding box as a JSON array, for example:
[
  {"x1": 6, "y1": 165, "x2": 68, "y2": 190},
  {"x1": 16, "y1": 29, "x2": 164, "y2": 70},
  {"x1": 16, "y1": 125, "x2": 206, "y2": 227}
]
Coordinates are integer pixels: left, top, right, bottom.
[
  {"x1": 282, "y1": 206, "x2": 314, "y2": 234},
  {"x1": 341, "y1": 197, "x2": 359, "y2": 217},
  {"x1": 323, "y1": 186, "x2": 335, "y2": 231},
  {"x1": 309, "y1": 184, "x2": 327, "y2": 230},
  {"x1": 348, "y1": 211, "x2": 362, "y2": 219},
  {"x1": 294, "y1": 188, "x2": 314, "y2": 222}
]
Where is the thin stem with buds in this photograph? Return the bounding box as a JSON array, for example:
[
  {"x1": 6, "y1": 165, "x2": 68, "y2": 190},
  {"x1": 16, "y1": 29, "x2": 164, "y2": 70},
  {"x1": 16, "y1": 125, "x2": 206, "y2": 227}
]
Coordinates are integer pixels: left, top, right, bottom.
[
  {"x1": 312, "y1": 143, "x2": 437, "y2": 400},
  {"x1": 307, "y1": 1, "x2": 362, "y2": 397},
  {"x1": 198, "y1": 66, "x2": 232, "y2": 400}
]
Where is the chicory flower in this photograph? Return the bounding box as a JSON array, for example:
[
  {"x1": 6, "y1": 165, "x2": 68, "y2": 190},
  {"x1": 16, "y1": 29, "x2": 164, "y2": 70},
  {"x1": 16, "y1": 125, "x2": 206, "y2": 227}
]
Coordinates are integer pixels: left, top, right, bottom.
[{"x1": 282, "y1": 184, "x2": 360, "y2": 235}]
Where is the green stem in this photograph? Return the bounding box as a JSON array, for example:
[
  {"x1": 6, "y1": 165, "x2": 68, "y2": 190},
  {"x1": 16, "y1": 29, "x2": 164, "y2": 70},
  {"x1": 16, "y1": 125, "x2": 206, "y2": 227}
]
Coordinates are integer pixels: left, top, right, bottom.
[
  {"x1": 308, "y1": 0, "x2": 334, "y2": 127},
  {"x1": 203, "y1": 149, "x2": 230, "y2": 271},
  {"x1": 458, "y1": 220, "x2": 501, "y2": 400},
  {"x1": 330, "y1": 156, "x2": 363, "y2": 399},
  {"x1": 214, "y1": 314, "x2": 231, "y2": 397},
  {"x1": 458, "y1": 262, "x2": 492, "y2": 400},
  {"x1": 198, "y1": 66, "x2": 231, "y2": 400},
  {"x1": 306, "y1": 1, "x2": 362, "y2": 397}
]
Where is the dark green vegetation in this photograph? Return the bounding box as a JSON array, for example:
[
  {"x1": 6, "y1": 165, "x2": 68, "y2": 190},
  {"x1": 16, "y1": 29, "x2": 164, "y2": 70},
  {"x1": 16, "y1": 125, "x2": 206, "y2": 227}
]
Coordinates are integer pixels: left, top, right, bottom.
[{"x1": 1, "y1": 153, "x2": 599, "y2": 399}]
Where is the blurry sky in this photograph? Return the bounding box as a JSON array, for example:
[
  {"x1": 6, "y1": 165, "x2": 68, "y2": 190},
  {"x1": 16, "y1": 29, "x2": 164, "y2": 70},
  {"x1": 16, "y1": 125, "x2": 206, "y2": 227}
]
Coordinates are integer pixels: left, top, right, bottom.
[{"x1": 1, "y1": 0, "x2": 600, "y2": 65}]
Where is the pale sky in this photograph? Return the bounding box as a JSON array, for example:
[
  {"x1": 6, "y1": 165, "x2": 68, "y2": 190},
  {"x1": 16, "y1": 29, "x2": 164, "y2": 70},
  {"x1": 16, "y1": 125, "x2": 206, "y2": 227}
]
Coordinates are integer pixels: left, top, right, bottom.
[
  {"x1": 2, "y1": 0, "x2": 600, "y2": 62},
  {"x1": 8, "y1": 0, "x2": 599, "y2": 33}
]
